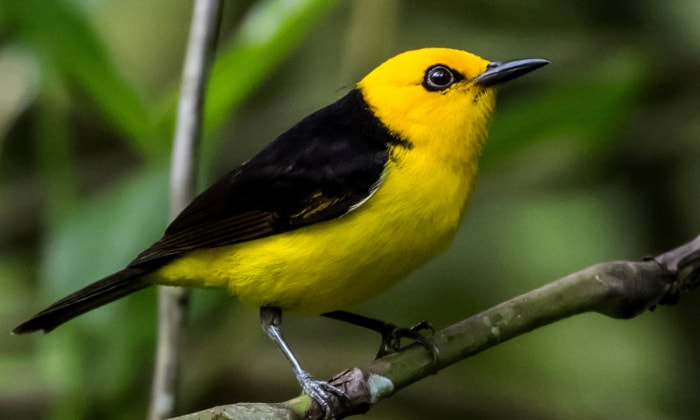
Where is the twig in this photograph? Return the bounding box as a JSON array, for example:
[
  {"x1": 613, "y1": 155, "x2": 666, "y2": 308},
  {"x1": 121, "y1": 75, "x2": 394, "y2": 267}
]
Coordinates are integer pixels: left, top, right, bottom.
[
  {"x1": 171, "y1": 234, "x2": 700, "y2": 419},
  {"x1": 149, "y1": 1, "x2": 222, "y2": 419}
]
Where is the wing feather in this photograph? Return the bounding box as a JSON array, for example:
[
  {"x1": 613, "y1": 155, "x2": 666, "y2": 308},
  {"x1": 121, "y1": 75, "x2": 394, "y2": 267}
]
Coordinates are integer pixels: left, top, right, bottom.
[{"x1": 128, "y1": 89, "x2": 403, "y2": 270}]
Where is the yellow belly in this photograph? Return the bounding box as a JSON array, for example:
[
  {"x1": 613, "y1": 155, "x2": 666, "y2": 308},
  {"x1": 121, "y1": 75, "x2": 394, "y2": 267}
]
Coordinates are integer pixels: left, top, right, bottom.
[{"x1": 152, "y1": 157, "x2": 476, "y2": 315}]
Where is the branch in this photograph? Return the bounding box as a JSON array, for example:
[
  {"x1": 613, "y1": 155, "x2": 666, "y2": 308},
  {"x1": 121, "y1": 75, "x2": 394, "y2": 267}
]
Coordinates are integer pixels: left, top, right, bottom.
[
  {"x1": 172, "y1": 235, "x2": 700, "y2": 420},
  {"x1": 149, "y1": 1, "x2": 222, "y2": 419}
]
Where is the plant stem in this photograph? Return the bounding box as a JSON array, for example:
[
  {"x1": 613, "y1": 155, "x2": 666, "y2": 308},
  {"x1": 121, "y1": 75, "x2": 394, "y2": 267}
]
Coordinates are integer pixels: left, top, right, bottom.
[{"x1": 149, "y1": 1, "x2": 222, "y2": 419}]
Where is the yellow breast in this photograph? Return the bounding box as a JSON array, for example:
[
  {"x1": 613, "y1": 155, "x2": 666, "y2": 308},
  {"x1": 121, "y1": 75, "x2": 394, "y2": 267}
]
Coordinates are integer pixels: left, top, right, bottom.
[{"x1": 152, "y1": 147, "x2": 474, "y2": 314}]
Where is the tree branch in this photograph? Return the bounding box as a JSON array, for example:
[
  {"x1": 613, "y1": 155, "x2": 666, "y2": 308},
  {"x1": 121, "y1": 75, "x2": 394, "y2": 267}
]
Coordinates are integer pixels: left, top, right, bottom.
[
  {"x1": 149, "y1": 1, "x2": 222, "y2": 419},
  {"x1": 172, "y1": 235, "x2": 700, "y2": 420}
]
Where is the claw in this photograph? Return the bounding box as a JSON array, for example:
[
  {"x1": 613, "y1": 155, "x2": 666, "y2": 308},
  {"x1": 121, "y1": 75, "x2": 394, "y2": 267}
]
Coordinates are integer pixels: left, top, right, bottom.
[
  {"x1": 377, "y1": 320, "x2": 439, "y2": 362},
  {"x1": 297, "y1": 370, "x2": 347, "y2": 419}
]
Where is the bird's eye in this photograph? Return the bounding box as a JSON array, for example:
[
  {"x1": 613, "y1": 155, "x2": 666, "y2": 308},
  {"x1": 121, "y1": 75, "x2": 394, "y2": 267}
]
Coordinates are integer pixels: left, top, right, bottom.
[{"x1": 423, "y1": 65, "x2": 461, "y2": 91}]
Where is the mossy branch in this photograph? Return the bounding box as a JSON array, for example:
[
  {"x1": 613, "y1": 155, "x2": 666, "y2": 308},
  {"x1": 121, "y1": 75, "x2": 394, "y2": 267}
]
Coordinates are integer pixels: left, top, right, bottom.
[{"x1": 172, "y1": 234, "x2": 700, "y2": 420}]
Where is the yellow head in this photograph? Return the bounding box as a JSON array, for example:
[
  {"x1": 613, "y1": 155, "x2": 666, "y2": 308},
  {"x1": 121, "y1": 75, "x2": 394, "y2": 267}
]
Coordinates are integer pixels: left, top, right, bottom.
[{"x1": 357, "y1": 48, "x2": 548, "y2": 168}]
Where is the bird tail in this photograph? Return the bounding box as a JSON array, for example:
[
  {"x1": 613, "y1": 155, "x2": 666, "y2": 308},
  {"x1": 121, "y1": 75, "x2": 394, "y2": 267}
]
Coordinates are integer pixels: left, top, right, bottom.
[{"x1": 12, "y1": 267, "x2": 152, "y2": 334}]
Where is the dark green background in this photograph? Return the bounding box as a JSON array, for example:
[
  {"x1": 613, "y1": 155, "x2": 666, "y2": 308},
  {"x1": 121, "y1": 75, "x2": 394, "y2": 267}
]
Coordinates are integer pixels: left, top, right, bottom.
[{"x1": 2, "y1": 1, "x2": 699, "y2": 418}]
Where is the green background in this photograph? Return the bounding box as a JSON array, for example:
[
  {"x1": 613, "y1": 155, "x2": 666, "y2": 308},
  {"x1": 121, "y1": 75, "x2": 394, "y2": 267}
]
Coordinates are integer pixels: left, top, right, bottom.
[{"x1": 2, "y1": 0, "x2": 700, "y2": 418}]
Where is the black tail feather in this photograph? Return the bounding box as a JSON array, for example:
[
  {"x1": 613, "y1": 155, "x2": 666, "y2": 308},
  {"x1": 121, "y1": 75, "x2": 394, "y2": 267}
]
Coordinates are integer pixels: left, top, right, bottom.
[{"x1": 12, "y1": 267, "x2": 151, "y2": 334}]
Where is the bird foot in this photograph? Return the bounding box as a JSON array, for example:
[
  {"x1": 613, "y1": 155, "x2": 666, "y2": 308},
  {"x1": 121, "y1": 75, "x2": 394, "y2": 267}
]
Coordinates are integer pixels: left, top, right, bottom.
[
  {"x1": 377, "y1": 320, "x2": 439, "y2": 361},
  {"x1": 296, "y1": 369, "x2": 347, "y2": 419}
]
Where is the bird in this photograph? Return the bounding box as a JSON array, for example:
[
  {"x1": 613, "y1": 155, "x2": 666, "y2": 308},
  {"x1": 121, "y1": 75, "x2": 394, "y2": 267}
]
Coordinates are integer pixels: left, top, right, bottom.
[{"x1": 13, "y1": 48, "x2": 549, "y2": 416}]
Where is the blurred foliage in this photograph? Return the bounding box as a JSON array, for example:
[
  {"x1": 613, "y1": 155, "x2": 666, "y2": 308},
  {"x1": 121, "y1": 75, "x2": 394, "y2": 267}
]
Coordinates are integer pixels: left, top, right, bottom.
[{"x1": 2, "y1": 0, "x2": 700, "y2": 419}]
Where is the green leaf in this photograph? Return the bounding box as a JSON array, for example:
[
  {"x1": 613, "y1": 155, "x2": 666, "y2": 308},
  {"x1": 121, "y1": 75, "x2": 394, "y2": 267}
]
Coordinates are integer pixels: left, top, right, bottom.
[
  {"x1": 484, "y1": 53, "x2": 648, "y2": 165},
  {"x1": 204, "y1": 0, "x2": 338, "y2": 131},
  {"x1": 40, "y1": 166, "x2": 169, "y2": 301},
  {"x1": 1, "y1": 0, "x2": 166, "y2": 159}
]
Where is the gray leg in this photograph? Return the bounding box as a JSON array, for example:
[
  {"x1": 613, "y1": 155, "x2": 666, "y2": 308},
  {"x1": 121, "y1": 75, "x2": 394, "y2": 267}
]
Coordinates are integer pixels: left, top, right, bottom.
[{"x1": 260, "y1": 307, "x2": 346, "y2": 418}]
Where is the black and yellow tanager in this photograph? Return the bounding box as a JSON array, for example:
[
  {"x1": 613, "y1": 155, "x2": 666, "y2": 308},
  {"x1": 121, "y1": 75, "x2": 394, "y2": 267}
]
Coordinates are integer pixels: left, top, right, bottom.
[{"x1": 13, "y1": 48, "x2": 549, "y2": 413}]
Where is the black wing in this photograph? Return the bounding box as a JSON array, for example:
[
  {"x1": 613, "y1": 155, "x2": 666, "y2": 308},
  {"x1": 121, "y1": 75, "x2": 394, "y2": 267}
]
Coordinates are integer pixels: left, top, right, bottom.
[{"x1": 128, "y1": 89, "x2": 402, "y2": 269}]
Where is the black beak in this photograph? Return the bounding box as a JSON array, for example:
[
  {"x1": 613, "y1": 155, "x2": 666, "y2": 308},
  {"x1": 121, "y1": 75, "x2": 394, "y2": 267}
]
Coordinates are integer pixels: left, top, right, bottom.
[{"x1": 474, "y1": 58, "x2": 550, "y2": 87}]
